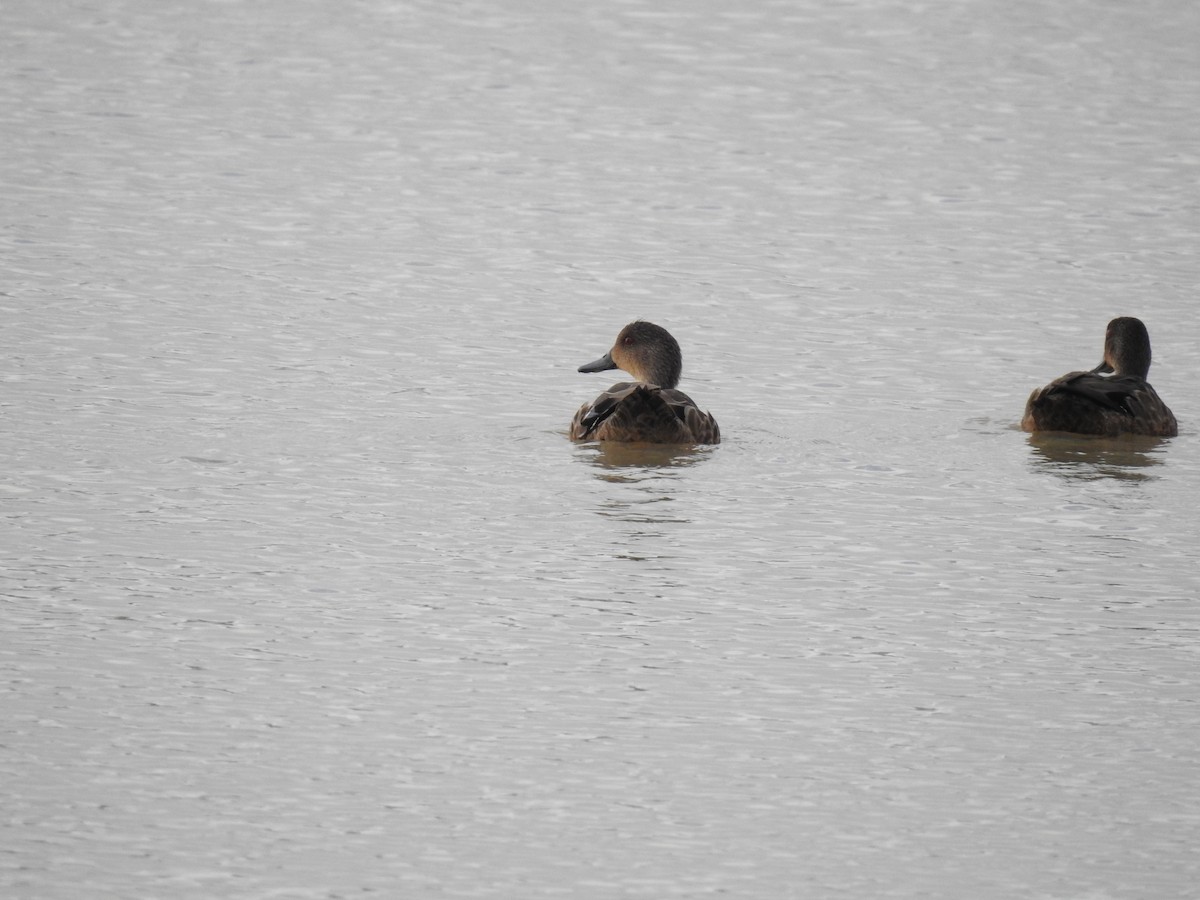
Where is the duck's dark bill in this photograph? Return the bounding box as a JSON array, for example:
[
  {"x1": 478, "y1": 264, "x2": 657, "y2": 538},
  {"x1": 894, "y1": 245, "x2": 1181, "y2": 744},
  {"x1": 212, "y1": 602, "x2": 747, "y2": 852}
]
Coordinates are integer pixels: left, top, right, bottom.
[
  {"x1": 579, "y1": 352, "x2": 618, "y2": 374},
  {"x1": 1091, "y1": 361, "x2": 1115, "y2": 374}
]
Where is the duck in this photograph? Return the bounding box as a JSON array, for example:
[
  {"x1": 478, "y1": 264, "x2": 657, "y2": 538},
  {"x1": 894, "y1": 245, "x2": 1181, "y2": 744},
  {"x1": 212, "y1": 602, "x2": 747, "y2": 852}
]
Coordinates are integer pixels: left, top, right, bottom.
[
  {"x1": 570, "y1": 321, "x2": 721, "y2": 444},
  {"x1": 1021, "y1": 316, "x2": 1177, "y2": 437}
]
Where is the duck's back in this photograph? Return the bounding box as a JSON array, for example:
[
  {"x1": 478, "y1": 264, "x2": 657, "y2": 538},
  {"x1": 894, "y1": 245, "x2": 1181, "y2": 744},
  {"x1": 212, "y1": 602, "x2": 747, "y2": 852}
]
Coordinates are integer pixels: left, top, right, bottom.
[
  {"x1": 571, "y1": 382, "x2": 720, "y2": 444},
  {"x1": 1022, "y1": 371, "x2": 1178, "y2": 436}
]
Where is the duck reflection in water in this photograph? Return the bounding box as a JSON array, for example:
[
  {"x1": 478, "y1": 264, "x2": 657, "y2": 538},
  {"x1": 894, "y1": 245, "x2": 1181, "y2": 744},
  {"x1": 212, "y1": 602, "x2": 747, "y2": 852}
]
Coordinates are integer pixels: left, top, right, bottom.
[
  {"x1": 577, "y1": 441, "x2": 712, "y2": 474},
  {"x1": 1026, "y1": 432, "x2": 1169, "y2": 482},
  {"x1": 570, "y1": 321, "x2": 720, "y2": 445},
  {"x1": 567, "y1": 441, "x2": 705, "y2": 539}
]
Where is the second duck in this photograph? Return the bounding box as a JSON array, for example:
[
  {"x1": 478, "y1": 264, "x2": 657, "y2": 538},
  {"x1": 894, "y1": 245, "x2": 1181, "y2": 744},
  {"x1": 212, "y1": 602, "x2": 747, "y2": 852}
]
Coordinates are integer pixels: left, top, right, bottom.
[
  {"x1": 1021, "y1": 316, "x2": 1177, "y2": 437},
  {"x1": 570, "y1": 321, "x2": 721, "y2": 444}
]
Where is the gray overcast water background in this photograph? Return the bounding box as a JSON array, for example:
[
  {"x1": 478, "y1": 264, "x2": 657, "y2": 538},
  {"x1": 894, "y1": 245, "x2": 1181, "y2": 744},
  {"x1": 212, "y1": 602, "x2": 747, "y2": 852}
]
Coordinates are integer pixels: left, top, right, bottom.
[{"x1": 3, "y1": 1, "x2": 1200, "y2": 898}]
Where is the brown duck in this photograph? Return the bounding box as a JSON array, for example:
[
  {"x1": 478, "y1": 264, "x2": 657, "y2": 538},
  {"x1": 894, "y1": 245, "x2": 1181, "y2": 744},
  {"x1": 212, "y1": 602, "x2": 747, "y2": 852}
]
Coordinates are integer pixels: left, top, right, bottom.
[
  {"x1": 1021, "y1": 316, "x2": 1177, "y2": 437},
  {"x1": 570, "y1": 321, "x2": 721, "y2": 444}
]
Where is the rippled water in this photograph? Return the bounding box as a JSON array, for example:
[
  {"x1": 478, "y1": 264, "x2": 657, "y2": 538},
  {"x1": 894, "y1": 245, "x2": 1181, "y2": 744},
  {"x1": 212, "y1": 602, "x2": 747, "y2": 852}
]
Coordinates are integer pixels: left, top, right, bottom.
[{"x1": 4, "y1": 0, "x2": 1200, "y2": 897}]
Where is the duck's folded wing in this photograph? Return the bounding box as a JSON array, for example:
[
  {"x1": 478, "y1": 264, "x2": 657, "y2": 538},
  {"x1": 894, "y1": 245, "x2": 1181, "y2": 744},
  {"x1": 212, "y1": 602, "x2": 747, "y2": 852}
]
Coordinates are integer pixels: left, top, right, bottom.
[
  {"x1": 572, "y1": 382, "x2": 639, "y2": 439},
  {"x1": 1051, "y1": 372, "x2": 1148, "y2": 417},
  {"x1": 662, "y1": 388, "x2": 720, "y2": 444}
]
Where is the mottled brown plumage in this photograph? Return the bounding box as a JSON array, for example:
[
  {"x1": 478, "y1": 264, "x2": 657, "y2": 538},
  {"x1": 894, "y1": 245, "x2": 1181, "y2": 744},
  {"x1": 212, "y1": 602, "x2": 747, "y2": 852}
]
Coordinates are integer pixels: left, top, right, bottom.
[
  {"x1": 1021, "y1": 317, "x2": 1177, "y2": 437},
  {"x1": 570, "y1": 321, "x2": 720, "y2": 444}
]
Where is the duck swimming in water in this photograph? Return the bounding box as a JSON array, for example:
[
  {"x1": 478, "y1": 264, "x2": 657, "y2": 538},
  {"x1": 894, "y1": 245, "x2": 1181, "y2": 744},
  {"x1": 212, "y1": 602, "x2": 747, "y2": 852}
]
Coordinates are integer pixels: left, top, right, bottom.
[
  {"x1": 570, "y1": 321, "x2": 721, "y2": 444},
  {"x1": 1021, "y1": 316, "x2": 1177, "y2": 437}
]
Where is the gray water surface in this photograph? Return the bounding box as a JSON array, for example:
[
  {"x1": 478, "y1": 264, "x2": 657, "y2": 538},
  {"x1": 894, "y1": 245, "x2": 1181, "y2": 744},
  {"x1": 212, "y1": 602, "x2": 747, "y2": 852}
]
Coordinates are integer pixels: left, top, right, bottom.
[{"x1": 4, "y1": 1, "x2": 1200, "y2": 898}]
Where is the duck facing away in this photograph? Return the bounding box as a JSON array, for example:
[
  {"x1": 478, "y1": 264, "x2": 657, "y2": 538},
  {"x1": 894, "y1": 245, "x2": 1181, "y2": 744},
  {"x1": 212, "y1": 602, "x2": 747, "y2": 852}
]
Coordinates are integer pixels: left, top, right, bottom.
[
  {"x1": 1021, "y1": 316, "x2": 1177, "y2": 437},
  {"x1": 570, "y1": 321, "x2": 720, "y2": 444}
]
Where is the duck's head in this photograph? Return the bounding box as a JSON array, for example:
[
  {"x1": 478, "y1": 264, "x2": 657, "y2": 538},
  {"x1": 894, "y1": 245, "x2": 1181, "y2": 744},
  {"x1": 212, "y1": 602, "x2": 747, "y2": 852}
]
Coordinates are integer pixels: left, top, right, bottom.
[
  {"x1": 1091, "y1": 316, "x2": 1152, "y2": 379},
  {"x1": 578, "y1": 321, "x2": 683, "y2": 389}
]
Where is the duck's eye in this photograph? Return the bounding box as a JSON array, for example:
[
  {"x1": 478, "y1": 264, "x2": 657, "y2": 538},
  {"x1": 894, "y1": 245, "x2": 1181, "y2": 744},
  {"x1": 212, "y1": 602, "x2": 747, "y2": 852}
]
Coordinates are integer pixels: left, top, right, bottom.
[{"x1": 622, "y1": 335, "x2": 634, "y2": 346}]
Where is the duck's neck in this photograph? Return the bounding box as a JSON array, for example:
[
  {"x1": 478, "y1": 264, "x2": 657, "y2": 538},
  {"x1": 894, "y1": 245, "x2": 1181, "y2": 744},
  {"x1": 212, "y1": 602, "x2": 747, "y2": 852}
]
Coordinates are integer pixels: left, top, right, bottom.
[
  {"x1": 634, "y1": 345, "x2": 682, "y2": 389},
  {"x1": 636, "y1": 361, "x2": 680, "y2": 389},
  {"x1": 1106, "y1": 318, "x2": 1152, "y2": 379},
  {"x1": 1112, "y1": 344, "x2": 1151, "y2": 379}
]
